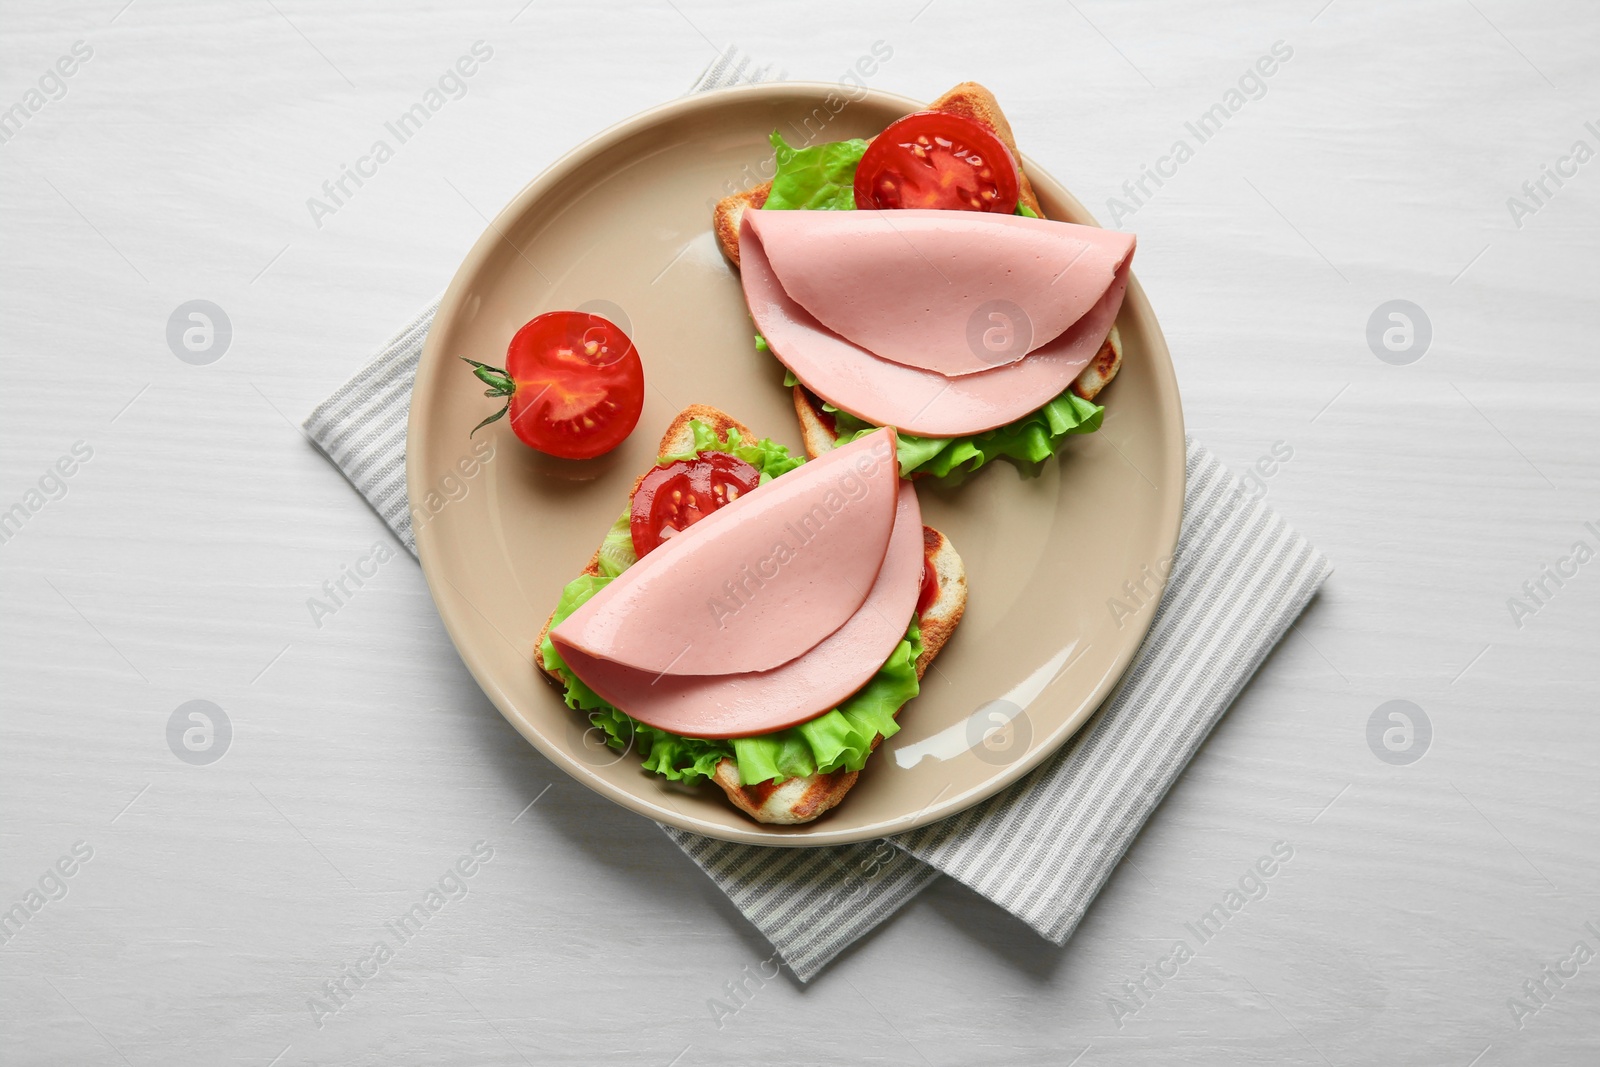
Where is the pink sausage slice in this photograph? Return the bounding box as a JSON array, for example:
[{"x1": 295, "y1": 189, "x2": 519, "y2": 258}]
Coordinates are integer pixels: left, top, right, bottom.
[
  {"x1": 741, "y1": 220, "x2": 1129, "y2": 436},
  {"x1": 551, "y1": 428, "x2": 898, "y2": 677},
  {"x1": 746, "y1": 208, "x2": 1134, "y2": 378},
  {"x1": 554, "y1": 483, "x2": 924, "y2": 738}
]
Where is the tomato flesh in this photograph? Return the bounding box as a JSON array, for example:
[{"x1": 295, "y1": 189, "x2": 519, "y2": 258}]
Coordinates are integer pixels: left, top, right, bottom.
[
  {"x1": 505, "y1": 312, "x2": 644, "y2": 459},
  {"x1": 854, "y1": 111, "x2": 1021, "y2": 214},
  {"x1": 631, "y1": 452, "x2": 762, "y2": 558}
]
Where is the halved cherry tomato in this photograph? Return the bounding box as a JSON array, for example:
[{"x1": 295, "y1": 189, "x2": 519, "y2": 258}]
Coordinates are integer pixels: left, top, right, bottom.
[
  {"x1": 630, "y1": 452, "x2": 762, "y2": 557},
  {"x1": 462, "y1": 311, "x2": 643, "y2": 460},
  {"x1": 853, "y1": 111, "x2": 1021, "y2": 214}
]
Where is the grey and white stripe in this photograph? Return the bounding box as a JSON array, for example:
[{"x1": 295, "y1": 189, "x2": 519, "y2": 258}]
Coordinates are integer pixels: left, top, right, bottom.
[
  {"x1": 895, "y1": 440, "x2": 1329, "y2": 943},
  {"x1": 302, "y1": 51, "x2": 1330, "y2": 983},
  {"x1": 686, "y1": 43, "x2": 787, "y2": 95},
  {"x1": 304, "y1": 299, "x2": 438, "y2": 553}
]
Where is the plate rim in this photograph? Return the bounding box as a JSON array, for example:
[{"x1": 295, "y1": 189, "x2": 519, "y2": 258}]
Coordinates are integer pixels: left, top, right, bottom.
[{"x1": 409, "y1": 81, "x2": 1186, "y2": 846}]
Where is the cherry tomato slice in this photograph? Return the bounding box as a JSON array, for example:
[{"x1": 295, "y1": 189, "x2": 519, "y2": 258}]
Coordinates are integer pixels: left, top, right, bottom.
[
  {"x1": 853, "y1": 111, "x2": 1021, "y2": 214},
  {"x1": 630, "y1": 451, "x2": 762, "y2": 558},
  {"x1": 466, "y1": 311, "x2": 644, "y2": 460}
]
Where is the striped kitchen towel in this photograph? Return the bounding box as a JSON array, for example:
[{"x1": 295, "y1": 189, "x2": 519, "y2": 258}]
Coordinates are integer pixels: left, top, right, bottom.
[{"x1": 304, "y1": 50, "x2": 1330, "y2": 983}]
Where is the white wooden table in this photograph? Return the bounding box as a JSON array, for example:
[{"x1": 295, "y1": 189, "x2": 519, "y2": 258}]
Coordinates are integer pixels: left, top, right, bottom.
[{"x1": 3, "y1": 2, "x2": 1596, "y2": 1063}]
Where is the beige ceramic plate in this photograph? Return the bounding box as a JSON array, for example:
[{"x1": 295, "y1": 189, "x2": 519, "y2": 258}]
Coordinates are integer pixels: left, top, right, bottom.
[{"x1": 409, "y1": 84, "x2": 1184, "y2": 846}]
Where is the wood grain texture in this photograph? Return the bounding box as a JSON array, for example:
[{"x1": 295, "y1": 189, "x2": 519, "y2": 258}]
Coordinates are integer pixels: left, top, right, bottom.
[{"x1": 2, "y1": 1, "x2": 1597, "y2": 1064}]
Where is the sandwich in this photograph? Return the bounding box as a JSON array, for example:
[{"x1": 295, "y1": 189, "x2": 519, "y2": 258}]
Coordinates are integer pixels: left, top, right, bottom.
[
  {"x1": 713, "y1": 82, "x2": 1133, "y2": 481},
  {"x1": 536, "y1": 405, "x2": 967, "y2": 824}
]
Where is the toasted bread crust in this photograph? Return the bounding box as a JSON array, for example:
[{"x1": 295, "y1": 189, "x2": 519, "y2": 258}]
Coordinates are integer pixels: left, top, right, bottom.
[
  {"x1": 917, "y1": 526, "x2": 966, "y2": 680},
  {"x1": 792, "y1": 384, "x2": 840, "y2": 462},
  {"x1": 536, "y1": 405, "x2": 967, "y2": 825},
  {"x1": 1072, "y1": 325, "x2": 1123, "y2": 402},
  {"x1": 712, "y1": 182, "x2": 770, "y2": 268},
  {"x1": 711, "y1": 763, "x2": 859, "y2": 825},
  {"x1": 926, "y1": 82, "x2": 1043, "y2": 217}
]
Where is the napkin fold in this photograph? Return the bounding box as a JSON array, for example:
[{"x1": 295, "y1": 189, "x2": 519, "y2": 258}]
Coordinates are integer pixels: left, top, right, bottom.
[{"x1": 304, "y1": 51, "x2": 1329, "y2": 982}]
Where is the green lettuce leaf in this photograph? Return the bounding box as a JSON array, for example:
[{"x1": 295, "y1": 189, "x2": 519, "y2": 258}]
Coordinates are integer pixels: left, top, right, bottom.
[
  {"x1": 539, "y1": 574, "x2": 614, "y2": 712},
  {"x1": 596, "y1": 509, "x2": 636, "y2": 578},
  {"x1": 779, "y1": 366, "x2": 1103, "y2": 480},
  {"x1": 829, "y1": 390, "x2": 1104, "y2": 481},
  {"x1": 763, "y1": 132, "x2": 868, "y2": 211},
  {"x1": 541, "y1": 421, "x2": 922, "y2": 786},
  {"x1": 658, "y1": 420, "x2": 804, "y2": 483}
]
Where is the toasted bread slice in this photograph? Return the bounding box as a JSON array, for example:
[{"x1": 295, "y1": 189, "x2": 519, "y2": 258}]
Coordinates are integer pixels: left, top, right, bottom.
[
  {"x1": 712, "y1": 181, "x2": 770, "y2": 269},
  {"x1": 535, "y1": 406, "x2": 968, "y2": 825},
  {"x1": 1072, "y1": 323, "x2": 1124, "y2": 402},
  {"x1": 713, "y1": 81, "x2": 1122, "y2": 415}
]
